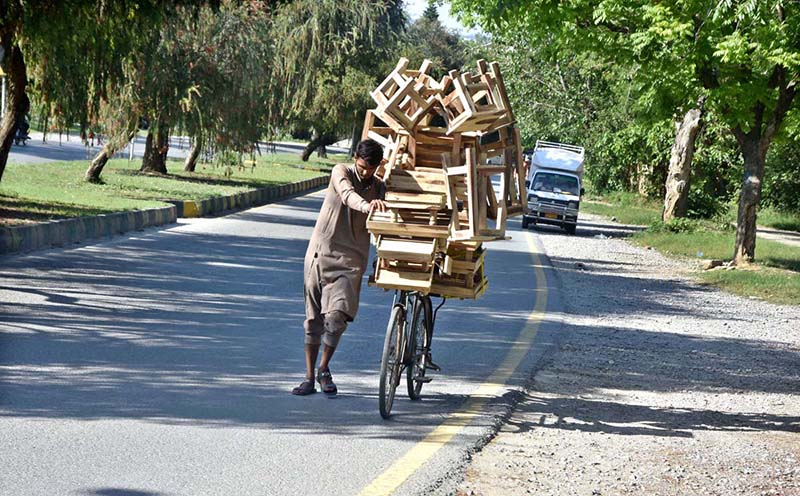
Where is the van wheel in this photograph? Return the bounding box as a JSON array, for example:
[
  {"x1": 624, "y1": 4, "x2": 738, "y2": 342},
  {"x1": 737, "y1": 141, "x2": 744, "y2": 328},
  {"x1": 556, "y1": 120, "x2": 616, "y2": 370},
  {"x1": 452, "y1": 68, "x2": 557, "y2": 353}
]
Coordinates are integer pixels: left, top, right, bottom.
[
  {"x1": 564, "y1": 224, "x2": 577, "y2": 235},
  {"x1": 522, "y1": 217, "x2": 529, "y2": 229}
]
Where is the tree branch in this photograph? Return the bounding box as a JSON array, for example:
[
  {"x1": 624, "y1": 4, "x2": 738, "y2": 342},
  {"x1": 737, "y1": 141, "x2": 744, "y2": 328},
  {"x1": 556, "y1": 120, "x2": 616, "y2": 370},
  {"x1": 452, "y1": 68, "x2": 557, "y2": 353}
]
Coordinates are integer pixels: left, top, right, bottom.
[
  {"x1": 763, "y1": 68, "x2": 797, "y2": 145},
  {"x1": 576, "y1": 19, "x2": 630, "y2": 34}
]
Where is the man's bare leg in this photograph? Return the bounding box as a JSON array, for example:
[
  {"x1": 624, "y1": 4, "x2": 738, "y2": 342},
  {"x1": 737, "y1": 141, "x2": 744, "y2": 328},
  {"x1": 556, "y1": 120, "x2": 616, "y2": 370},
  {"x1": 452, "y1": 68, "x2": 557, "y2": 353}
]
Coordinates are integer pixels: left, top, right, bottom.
[
  {"x1": 318, "y1": 344, "x2": 336, "y2": 373},
  {"x1": 305, "y1": 344, "x2": 320, "y2": 380}
]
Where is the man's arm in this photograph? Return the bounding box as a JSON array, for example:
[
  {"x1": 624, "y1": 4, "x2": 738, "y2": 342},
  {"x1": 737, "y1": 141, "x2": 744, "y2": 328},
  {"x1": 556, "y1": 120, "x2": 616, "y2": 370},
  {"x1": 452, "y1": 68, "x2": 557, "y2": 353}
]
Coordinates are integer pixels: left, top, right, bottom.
[{"x1": 332, "y1": 165, "x2": 385, "y2": 214}]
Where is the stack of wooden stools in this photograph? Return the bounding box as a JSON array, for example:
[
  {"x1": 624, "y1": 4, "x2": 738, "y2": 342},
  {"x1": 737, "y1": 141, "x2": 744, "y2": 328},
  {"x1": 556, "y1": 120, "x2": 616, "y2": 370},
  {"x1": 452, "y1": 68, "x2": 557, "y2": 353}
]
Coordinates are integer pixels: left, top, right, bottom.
[{"x1": 365, "y1": 58, "x2": 526, "y2": 299}]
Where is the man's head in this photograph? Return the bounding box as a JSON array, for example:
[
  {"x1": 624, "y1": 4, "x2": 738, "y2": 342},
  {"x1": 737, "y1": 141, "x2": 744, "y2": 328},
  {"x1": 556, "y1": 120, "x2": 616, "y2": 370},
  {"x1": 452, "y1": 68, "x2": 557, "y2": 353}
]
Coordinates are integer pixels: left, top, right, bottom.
[{"x1": 354, "y1": 138, "x2": 384, "y2": 180}]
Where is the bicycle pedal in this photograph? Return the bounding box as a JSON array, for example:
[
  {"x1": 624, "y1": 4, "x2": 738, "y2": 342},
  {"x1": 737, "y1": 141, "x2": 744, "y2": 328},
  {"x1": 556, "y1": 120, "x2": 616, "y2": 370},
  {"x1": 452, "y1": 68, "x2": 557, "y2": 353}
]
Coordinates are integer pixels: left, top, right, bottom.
[
  {"x1": 414, "y1": 376, "x2": 433, "y2": 383},
  {"x1": 427, "y1": 362, "x2": 441, "y2": 372}
]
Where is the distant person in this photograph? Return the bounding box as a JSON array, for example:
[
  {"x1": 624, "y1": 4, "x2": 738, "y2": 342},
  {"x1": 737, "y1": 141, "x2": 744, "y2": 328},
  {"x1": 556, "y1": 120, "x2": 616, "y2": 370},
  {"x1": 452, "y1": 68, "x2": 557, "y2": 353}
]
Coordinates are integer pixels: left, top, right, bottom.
[
  {"x1": 14, "y1": 115, "x2": 30, "y2": 145},
  {"x1": 292, "y1": 138, "x2": 387, "y2": 396},
  {"x1": 523, "y1": 155, "x2": 531, "y2": 187}
]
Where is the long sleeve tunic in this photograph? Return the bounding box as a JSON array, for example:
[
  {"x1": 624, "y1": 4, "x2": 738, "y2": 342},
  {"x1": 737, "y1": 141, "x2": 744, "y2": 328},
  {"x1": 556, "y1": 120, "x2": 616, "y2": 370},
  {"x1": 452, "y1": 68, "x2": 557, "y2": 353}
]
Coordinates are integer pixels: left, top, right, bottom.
[{"x1": 303, "y1": 163, "x2": 385, "y2": 320}]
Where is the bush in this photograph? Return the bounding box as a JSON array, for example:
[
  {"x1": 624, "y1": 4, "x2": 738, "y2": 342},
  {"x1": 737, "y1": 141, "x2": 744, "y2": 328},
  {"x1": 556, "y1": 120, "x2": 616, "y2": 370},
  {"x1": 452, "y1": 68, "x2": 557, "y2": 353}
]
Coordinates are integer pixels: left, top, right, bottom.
[{"x1": 763, "y1": 139, "x2": 800, "y2": 212}]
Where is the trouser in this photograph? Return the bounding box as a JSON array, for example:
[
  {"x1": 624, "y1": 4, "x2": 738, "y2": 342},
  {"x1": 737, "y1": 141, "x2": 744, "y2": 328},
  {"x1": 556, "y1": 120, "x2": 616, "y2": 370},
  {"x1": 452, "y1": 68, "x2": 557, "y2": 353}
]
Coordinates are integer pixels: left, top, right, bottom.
[
  {"x1": 304, "y1": 309, "x2": 348, "y2": 348},
  {"x1": 304, "y1": 254, "x2": 355, "y2": 348}
]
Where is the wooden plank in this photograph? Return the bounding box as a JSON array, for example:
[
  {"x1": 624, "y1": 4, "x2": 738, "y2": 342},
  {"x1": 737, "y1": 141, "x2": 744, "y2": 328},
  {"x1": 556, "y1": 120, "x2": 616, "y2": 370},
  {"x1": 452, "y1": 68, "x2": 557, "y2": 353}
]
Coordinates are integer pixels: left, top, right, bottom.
[
  {"x1": 374, "y1": 266, "x2": 433, "y2": 292},
  {"x1": 368, "y1": 219, "x2": 451, "y2": 238},
  {"x1": 384, "y1": 201, "x2": 442, "y2": 211},
  {"x1": 378, "y1": 238, "x2": 435, "y2": 263},
  {"x1": 430, "y1": 277, "x2": 488, "y2": 300},
  {"x1": 385, "y1": 191, "x2": 445, "y2": 207}
]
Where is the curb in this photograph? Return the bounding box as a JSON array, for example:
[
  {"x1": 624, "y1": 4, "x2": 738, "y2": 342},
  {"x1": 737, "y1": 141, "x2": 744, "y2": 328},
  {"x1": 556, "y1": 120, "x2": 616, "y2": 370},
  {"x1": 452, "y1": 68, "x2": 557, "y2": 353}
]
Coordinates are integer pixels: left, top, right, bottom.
[
  {"x1": 0, "y1": 174, "x2": 330, "y2": 256},
  {"x1": 169, "y1": 175, "x2": 329, "y2": 218}
]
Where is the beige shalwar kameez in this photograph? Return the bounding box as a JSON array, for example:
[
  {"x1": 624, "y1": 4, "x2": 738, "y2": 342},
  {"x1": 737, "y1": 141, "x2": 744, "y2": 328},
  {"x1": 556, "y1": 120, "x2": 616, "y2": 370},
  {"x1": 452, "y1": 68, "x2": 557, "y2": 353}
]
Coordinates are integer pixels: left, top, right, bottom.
[{"x1": 303, "y1": 163, "x2": 385, "y2": 347}]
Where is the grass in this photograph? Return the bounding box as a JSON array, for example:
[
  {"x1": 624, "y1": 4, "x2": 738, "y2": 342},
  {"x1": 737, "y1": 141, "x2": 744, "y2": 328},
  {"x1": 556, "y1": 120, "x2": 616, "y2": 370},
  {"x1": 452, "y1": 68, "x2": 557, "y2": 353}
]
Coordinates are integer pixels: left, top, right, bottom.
[
  {"x1": 631, "y1": 230, "x2": 800, "y2": 273},
  {"x1": 581, "y1": 190, "x2": 662, "y2": 226},
  {"x1": 697, "y1": 268, "x2": 800, "y2": 306},
  {"x1": 748, "y1": 206, "x2": 800, "y2": 233},
  {"x1": 0, "y1": 151, "x2": 341, "y2": 226},
  {"x1": 581, "y1": 190, "x2": 800, "y2": 305}
]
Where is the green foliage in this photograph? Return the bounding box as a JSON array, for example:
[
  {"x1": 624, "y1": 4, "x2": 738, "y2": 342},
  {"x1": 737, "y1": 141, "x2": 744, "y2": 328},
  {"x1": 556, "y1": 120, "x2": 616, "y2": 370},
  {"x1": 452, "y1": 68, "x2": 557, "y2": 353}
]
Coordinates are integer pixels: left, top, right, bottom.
[
  {"x1": 452, "y1": 0, "x2": 800, "y2": 263},
  {"x1": 177, "y1": 2, "x2": 272, "y2": 151},
  {"x1": 763, "y1": 139, "x2": 800, "y2": 212},
  {"x1": 269, "y1": 0, "x2": 406, "y2": 137}
]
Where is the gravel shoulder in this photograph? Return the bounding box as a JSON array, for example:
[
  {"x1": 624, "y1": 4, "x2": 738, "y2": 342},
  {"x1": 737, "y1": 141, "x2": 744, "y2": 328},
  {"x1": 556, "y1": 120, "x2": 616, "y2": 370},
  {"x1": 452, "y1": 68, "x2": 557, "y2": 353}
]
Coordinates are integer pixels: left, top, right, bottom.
[{"x1": 457, "y1": 214, "x2": 800, "y2": 496}]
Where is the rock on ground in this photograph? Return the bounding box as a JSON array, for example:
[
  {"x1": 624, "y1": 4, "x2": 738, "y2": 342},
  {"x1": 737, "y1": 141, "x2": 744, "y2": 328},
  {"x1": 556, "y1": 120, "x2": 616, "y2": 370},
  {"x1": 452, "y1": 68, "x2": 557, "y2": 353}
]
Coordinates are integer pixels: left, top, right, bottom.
[{"x1": 457, "y1": 215, "x2": 800, "y2": 496}]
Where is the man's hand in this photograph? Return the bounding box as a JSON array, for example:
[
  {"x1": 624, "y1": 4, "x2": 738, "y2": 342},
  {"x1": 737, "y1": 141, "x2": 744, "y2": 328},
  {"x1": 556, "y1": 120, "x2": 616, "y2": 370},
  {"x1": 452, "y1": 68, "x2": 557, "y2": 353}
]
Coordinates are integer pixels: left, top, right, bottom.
[{"x1": 368, "y1": 199, "x2": 387, "y2": 214}]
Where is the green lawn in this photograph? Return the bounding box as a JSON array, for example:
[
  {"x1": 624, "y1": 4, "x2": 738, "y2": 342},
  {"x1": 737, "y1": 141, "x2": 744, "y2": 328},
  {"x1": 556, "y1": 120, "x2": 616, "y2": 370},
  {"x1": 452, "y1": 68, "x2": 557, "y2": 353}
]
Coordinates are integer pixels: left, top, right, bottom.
[
  {"x1": 581, "y1": 190, "x2": 800, "y2": 305},
  {"x1": 0, "y1": 152, "x2": 340, "y2": 226},
  {"x1": 631, "y1": 230, "x2": 800, "y2": 273},
  {"x1": 747, "y1": 206, "x2": 800, "y2": 233},
  {"x1": 581, "y1": 191, "x2": 662, "y2": 226}
]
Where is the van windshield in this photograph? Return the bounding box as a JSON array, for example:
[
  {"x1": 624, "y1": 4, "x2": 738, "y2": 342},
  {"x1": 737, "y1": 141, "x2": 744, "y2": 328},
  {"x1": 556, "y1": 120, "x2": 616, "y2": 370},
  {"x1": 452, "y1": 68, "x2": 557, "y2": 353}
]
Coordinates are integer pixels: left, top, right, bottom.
[{"x1": 531, "y1": 172, "x2": 579, "y2": 196}]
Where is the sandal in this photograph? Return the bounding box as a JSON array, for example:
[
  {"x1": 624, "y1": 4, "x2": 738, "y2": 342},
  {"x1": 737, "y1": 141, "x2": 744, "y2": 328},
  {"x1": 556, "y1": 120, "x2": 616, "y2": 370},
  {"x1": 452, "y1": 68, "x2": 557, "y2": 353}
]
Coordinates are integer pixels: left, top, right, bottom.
[
  {"x1": 316, "y1": 369, "x2": 338, "y2": 395},
  {"x1": 291, "y1": 379, "x2": 316, "y2": 396}
]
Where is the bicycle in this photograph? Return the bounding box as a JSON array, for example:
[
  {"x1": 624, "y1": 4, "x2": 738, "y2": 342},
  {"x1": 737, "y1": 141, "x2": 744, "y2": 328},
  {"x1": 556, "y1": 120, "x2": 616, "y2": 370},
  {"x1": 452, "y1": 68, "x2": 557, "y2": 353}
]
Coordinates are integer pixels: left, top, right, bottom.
[{"x1": 379, "y1": 289, "x2": 445, "y2": 419}]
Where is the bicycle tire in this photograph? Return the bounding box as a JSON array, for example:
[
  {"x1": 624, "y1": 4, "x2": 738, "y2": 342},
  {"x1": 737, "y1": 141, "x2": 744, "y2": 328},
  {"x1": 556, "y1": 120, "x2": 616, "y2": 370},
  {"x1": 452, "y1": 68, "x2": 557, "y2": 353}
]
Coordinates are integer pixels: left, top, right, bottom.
[
  {"x1": 407, "y1": 295, "x2": 432, "y2": 400},
  {"x1": 379, "y1": 304, "x2": 405, "y2": 419}
]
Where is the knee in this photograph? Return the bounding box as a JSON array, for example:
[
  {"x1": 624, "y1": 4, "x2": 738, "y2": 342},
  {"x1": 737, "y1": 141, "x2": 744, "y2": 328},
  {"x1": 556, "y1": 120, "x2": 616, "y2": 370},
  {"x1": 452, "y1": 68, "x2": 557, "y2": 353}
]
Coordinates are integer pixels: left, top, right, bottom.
[
  {"x1": 322, "y1": 310, "x2": 349, "y2": 348},
  {"x1": 304, "y1": 316, "x2": 324, "y2": 346}
]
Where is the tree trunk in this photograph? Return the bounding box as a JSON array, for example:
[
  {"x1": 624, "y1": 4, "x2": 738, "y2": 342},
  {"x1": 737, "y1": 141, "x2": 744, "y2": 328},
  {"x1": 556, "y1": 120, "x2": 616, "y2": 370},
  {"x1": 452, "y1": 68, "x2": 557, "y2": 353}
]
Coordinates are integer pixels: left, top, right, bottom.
[
  {"x1": 140, "y1": 122, "x2": 169, "y2": 174},
  {"x1": 184, "y1": 137, "x2": 203, "y2": 172},
  {"x1": 0, "y1": 42, "x2": 28, "y2": 183},
  {"x1": 663, "y1": 100, "x2": 705, "y2": 221},
  {"x1": 732, "y1": 135, "x2": 768, "y2": 265},
  {"x1": 349, "y1": 119, "x2": 361, "y2": 159},
  {"x1": 85, "y1": 148, "x2": 112, "y2": 183},
  {"x1": 728, "y1": 68, "x2": 796, "y2": 265},
  {"x1": 301, "y1": 130, "x2": 336, "y2": 161},
  {"x1": 84, "y1": 128, "x2": 137, "y2": 182}
]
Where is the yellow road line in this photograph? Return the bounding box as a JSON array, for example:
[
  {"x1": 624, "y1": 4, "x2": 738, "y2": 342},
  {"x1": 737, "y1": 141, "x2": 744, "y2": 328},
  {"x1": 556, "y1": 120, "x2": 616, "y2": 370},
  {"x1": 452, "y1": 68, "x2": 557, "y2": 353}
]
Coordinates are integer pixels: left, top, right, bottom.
[{"x1": 358, "y1": 231, "x2": 548, "y2": 496}]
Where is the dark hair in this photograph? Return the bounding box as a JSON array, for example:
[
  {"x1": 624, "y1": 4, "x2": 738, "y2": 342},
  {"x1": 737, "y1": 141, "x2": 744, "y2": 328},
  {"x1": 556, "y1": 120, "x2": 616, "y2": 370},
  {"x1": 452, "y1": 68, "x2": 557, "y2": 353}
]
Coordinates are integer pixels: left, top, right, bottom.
[{"x1": 355, "y1": 138, "x2": 384, "y2": 168}]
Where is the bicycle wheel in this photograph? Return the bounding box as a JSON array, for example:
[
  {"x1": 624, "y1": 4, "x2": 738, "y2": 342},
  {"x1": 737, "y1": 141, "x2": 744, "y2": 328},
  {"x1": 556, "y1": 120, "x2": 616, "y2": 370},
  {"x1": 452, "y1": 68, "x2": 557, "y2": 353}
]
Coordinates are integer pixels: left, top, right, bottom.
[
  {"x1": 379, "y1": 304, "x2": 405, "y2": 419},
  {"x1": 407, "y1": 295, "x2": 432, "y2": 400}
]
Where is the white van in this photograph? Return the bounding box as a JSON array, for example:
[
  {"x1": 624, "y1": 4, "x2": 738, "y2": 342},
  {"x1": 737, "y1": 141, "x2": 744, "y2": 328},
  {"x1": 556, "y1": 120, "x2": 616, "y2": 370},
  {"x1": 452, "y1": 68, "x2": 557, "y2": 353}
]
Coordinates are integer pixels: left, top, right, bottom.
[{"x1": 522, "y1": 140, "x2": 585, "y2": 235}]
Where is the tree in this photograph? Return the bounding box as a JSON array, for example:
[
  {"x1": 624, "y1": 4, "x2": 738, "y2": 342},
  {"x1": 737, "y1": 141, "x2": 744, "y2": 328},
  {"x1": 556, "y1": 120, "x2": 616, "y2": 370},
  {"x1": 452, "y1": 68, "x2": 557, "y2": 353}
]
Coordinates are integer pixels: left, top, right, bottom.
[
  {"x1": 0, "y1": 1, "x2": 192, "y2": 183},
  {"x1": 268, "y1": 0, "x2": 405, "y2": 160},
  {"x1": 178, "y1": 2, "x2": 272, "y2": 172},
  {"x1": 451, "y1": 0, "x2": 800, "y2": 264},
  {"x1": 401, "y1": 4, "x2": 469, "y2": 80}
]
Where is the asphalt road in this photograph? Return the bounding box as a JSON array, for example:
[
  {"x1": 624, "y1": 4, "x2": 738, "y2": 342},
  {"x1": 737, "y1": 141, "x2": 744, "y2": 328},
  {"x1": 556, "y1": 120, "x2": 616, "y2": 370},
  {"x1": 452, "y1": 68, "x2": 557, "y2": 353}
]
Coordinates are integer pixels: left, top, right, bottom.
[
  {"x1": 7, "y1": 132, "x2": 348, "y2": 164},
  {"x1": 0, "y1": 190, "x2": 561, "y2": 495}
]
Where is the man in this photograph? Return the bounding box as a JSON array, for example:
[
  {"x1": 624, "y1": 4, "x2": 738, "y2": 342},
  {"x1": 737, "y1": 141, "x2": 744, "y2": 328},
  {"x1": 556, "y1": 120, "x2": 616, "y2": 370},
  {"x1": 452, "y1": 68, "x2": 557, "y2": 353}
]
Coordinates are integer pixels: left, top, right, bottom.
[{"x1": 292, "y1": 138, "x2": 387, "y2": 396}]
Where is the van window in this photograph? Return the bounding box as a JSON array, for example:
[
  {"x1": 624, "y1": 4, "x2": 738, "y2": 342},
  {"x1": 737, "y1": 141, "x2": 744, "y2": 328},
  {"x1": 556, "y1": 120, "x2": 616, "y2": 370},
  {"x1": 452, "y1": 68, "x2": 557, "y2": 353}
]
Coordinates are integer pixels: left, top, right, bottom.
[{"x1": 532, "y1": 172, "x2": 579, "y2": 196}]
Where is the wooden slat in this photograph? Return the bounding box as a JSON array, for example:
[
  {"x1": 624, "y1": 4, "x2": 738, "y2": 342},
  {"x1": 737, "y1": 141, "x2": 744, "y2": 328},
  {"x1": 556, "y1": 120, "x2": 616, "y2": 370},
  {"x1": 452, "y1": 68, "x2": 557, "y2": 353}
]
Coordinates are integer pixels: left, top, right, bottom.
[
  {"x1": 377, "y1": 238, "x2": 435, "y2": 263},
  {"x1": 374, "y1": 266, "x2": 433, "y2": 292},
  {"x1": 385, "y1": 191, "x2": 445, "y2": 207},
  {"x1": 368, "y1": 218, "x2": 450, "y2": 238},
  {"x1": 430, "y1": 277, "x2": 488, "y2": 299}
]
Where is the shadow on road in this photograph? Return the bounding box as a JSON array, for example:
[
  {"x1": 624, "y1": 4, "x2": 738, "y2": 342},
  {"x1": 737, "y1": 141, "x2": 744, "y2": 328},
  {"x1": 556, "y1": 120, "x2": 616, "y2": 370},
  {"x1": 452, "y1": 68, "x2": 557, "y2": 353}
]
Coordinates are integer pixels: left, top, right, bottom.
[
  {"x1": 500, "y1": 393, "x2": 799, "y2": 437},
  {"x1": 1, "y1": 206, "x2": 796, "y2": 440}
]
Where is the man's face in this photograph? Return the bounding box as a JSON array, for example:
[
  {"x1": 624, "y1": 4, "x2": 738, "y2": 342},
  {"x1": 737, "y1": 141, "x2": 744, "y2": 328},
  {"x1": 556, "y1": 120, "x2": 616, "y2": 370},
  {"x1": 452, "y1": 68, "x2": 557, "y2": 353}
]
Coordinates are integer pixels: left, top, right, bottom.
[{"x1": 355, "y1": 157, "x2": 377, "y2": 180}]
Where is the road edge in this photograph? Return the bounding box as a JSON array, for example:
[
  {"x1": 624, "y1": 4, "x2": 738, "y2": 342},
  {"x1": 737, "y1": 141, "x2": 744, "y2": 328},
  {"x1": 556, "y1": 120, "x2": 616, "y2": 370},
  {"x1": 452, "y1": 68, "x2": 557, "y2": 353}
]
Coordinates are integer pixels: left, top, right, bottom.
[{"x1": 426, "y1": 229, "x2": 570, "y2": 496}]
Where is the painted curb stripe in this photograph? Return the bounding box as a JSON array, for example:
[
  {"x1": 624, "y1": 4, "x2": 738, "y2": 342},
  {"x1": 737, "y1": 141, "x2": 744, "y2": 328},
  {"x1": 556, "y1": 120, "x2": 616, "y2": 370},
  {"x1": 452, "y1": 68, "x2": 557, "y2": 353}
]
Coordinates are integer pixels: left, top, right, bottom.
[{"x1": 358, "y1": 231, "x2": 548, "y2": 496}]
